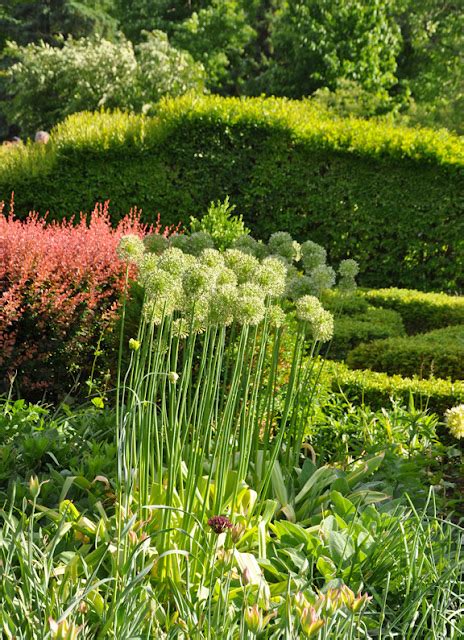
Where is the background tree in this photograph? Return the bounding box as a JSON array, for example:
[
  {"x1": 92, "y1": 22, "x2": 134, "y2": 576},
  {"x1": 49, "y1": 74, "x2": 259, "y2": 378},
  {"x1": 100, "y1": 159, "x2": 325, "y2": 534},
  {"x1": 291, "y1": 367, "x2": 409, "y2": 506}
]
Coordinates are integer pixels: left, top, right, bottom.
[
  {"x1": 2, "y1": 31, "x2": 204, "y2": 134},
  {"x1": 262, "y1": 0, "x2": 402, "y2": 98}
]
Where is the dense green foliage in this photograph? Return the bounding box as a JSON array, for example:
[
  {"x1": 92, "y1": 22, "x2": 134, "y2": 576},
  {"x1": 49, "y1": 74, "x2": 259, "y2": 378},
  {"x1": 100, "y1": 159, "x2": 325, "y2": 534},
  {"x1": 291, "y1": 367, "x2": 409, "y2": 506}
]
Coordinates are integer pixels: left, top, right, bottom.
[
  {"x1": 330, "y1": 307, "x2": 405, "y2": 361},
  {"x1": 1, "y1": 96, "x2": 462, "y2": 290},
  {"x1": 347, "y1": 325, "x2": 464, "y2": 380},
  {"x1": 325, "y1": 360, "x2": 464, "y2": 415},
  {"x1": 1, "y1": 0, "x2": 462, "y2": 136},
  {"x1": 1, "y1": 31, "x2": 204, "y2": 134},
  {"x1": 363, "y1": 287, "x2": 464, "y2": 334}
]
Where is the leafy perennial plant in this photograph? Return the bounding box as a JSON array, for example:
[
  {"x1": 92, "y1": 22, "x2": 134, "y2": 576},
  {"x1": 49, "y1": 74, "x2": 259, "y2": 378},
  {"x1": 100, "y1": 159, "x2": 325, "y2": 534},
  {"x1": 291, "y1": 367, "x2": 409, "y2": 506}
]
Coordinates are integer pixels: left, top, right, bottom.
[{"x1": 1, "y1": 228, "x2": 463, "y2": 638}]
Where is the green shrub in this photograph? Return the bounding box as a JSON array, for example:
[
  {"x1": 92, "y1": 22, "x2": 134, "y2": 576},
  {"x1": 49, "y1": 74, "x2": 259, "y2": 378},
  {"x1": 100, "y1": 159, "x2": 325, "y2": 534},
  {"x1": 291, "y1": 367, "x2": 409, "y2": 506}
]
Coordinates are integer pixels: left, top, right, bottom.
[
  {"x1": 1, "y1": 95, "x2": 463, "y2": 290},
  {"x1": 346, "y1": 325, "x2": 464, "y2": 380},
  {"x1": 324, "y1": 360, "x2": 464, "y2": 415},
  {"x1": 329, "y1": 307, "x2": 405, "y2": 360},
  {"x1": 363, "y1": 288, "x2": 464, "y2": 333}
]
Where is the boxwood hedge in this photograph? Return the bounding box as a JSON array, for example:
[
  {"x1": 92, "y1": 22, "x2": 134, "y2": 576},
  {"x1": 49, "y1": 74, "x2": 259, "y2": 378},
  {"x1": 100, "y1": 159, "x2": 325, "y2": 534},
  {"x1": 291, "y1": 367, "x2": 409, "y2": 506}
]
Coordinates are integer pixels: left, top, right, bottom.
[
  {"x1": 1, "y1": 95, "x2": 463, "y2": 290},
  {"x1": 324, "y1": 360, "x2": 464, "y2": 415},
  {"x1": 347, "y1": 325, "x2": 464, "y2": 381},
  {"x1": 362, "y1": 288, "x2": 464, "y2": 334}
]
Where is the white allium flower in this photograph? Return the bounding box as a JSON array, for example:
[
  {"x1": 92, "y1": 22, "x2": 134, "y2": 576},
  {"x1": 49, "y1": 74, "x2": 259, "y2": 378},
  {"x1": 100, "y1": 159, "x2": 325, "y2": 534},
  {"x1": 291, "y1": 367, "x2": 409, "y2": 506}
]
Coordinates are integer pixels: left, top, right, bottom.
[
  {"x1": 117, "y1": 234, "x2": 145, "y2": 262},
  {"x1": 234, "y1": 284, "x2": 266, "y2": 325},
  {"x1": 157, "y1": 247, "x2": 191, "y2": 276},
  {"x1": 295, "y1": 296, "x2": 333, "y2": 342},
  {"x1": 285, "y1": 274, "x2": 313, "y2": 300},
  {"x1": 300, "y1": 240, "x2": 327, "y2": 272},
  {"x1": 233, "y1": 235, "x2": 269, "y2": 259},
  {"x1": 182, "y1": 264, "x2": 216, "y2": 298},
  {"x1": 186, "y1": 231, "x2": 215, "y2": 255},
  {"x1": 137, "y1": 253, "x2": 159, "y2": 285},
  {"x1": 295, "y1": 295, "x2": 324, "y2": 323},
  {"x1": 311, "y1": 309, "x2": 334, "y2": 342},
  {"x1": 224, "y1": 249, "x2": 260, "y2": 283},
  {"x1": 169, "y1": 233, "x2": 190, "y2": 252},
  {"x1": 200, "y1": 248, "x2": 225, "y2": 268},
  {"x1": 216, "y1": 266, "x2": 238, "y2": 287},
  {"x1": 308, "y1": 265, "x2": 336, "y2": 295},
  {"x1": 252, "y1": 257, "x2": 287, "y2": 297},
  {"x1": 339, "y1": 258, "x2": 360, "y2": 279},
  {"x1": 208, "y1": 284, "x2": 237, "y2": 326},
  {"x1": 144, "y1": 234, "x2": 169, "y2": 255},
  {"x1": 268, "y1": 231, "x2": 300, "y2": 262},
  {"x1": 267, "y1": 304, "x2": 286, "y2": 328},
  {"x1": 445, "y1": 405, "x2": 464, "y2": 439}
]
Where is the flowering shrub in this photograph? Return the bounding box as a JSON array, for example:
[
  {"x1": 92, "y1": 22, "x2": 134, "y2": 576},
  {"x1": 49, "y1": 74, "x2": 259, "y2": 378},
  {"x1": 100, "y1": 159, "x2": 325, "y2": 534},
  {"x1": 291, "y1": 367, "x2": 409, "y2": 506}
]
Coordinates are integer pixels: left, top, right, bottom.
[{"x1": 0, "y1": 200, "x2": 166, "y2": 398}]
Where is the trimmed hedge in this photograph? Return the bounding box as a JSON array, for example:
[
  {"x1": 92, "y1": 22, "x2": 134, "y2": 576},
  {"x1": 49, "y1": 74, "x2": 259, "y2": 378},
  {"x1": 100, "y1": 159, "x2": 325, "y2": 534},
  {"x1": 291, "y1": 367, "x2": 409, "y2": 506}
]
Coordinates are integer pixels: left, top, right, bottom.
[
  {"x1": 347, "y1": 325, "x2": 464, "y2": 381},
  {"x1": 362, "y1": 288, "x2": 464, "y2": 334},
  {"x1": 324, "y1": 360, "x2": 464, "y2": 415},
  {"x1": 330, "y1": 307, "x2": 405, "y2": 361},
  {"x1": 1, "y1": 95, "x2": 463, "y2": 290}
]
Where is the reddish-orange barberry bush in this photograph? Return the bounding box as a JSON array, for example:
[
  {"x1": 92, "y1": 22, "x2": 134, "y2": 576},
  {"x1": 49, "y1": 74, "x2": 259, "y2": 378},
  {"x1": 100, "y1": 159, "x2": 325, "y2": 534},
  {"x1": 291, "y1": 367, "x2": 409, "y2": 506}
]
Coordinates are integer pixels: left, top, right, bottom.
[{"x1": 0, "y1": 199, "x2": 167, "y2": 399}]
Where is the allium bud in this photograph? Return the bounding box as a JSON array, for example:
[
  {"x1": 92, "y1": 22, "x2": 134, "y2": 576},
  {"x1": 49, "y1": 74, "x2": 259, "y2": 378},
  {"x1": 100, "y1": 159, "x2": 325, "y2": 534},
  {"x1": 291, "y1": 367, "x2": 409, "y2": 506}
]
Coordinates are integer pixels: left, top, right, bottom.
[
  {"x1": 129, "y1": 338, "x2": 141, "y2": 351},
  {"x1": 168, "y1": 371, "x2": 179, "y2": 384},
  {"x1": 351, "y1": 592, "x2": 372, "y2": 613},
  {"x1": 230, "y1": 523, "x2": 245, "y2": 544}
]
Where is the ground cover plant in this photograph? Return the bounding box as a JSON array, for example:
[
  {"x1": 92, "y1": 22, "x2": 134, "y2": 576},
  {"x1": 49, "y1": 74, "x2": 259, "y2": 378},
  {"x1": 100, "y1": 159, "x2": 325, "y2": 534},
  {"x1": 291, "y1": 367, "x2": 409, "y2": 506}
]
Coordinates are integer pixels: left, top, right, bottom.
[{"x1": 1, "y1": 223, "x2": 463, "y2": 638}]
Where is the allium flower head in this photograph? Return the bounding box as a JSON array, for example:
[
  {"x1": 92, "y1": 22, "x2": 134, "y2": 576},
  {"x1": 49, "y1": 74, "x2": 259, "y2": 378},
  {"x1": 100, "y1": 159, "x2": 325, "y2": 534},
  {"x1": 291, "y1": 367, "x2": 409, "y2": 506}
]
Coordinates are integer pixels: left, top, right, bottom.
[
  {"x1": 233, "y1": 235, "x2": 269, "y2": 259},
  {"x1": 186, "y1": 231, "x2": 215, "y2": 256},
  {"x1": 268, "y1": 231, "x2": 300, "y2": 262},
  {"x1": 295, "y1": 295, "x2": 324, "y2": 323},
  {"x1": 224, "y1": 249, "x2": 260, "y2": 283},
  {"x1": 234, "y1": 284, "x2": 266, "y2": 325},
  {"x1": 285, "y1": 274, "x2": 313, "y2": 300},
  {"x1": 208, "y1": 284, "x2": 237, "y2": 326},
  {"x1": 445, "y1": 405, "x2": 464, "y2": 439},
  {"x1": 182, "y1": 264, "x2": 216, "y2": 298},
  {"x1": 267, "y1": 304, "x2": 286, "y2": 328},
  {"x1": 311, "y1": 309, "x2": 334, "y2": 342},
  {"x1": 208, "y1": 515, "x2": 233, "y2": 534},
  {"x1": 200, "y1": 248, "x2": 225, "y2": 268},
  {"x1": 157, "y1": 247, "x2": 191, "y2": 276},
  {"x1": 138, "y1": 253, "x2": 159, "y2": 283},
  {"x1": 308, "y1": 264, "x2": 336, "y2": 295},
  {"x1": 216, "y1": 266, "x2": 237, "y2": 287},
  {"x1": 252, "y1": 257, "x2": 287, "y2": 298},
  {"x1": 301, "y1": 240, "x2": 327, "y2": 272},
  {"x1": 117, "y1": 234, "x2": 145, "y2": 263},
  {"x1": 295, "y1": 296, "x2": 333, "y2": 342},
  {"x1": 144, "y1": 233, "x2": 168, "y2": 255},
  {"x1": 339, "y1": 258, "x2": 359, "y2": 279},
  {"x1": 169, "y1": 233, "x2": 190, "y2": 252}
]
